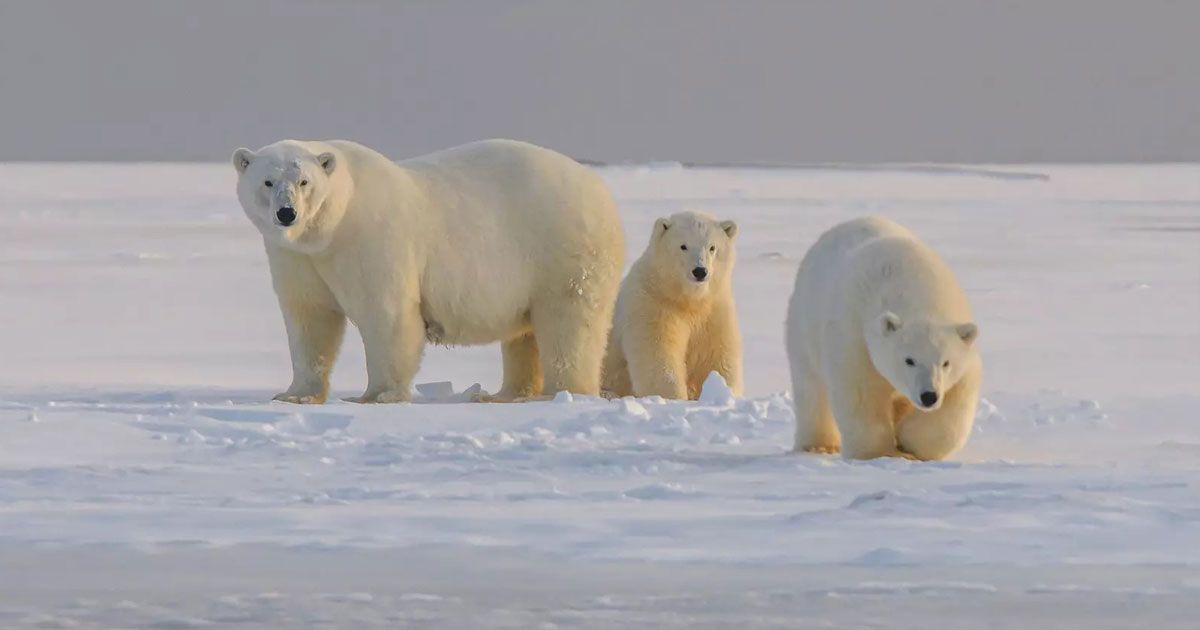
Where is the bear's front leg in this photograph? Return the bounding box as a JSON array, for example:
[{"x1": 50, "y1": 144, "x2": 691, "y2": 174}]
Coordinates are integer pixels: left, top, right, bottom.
[
  {"x1": 896, "y1": 366, "x2": 981, "y2": 461},
  {"x1": 688, "y1": 303, "x2": 744, "y2": 398},
  {"x1": 623, "y1": 317, "x2": 689, "y2": 399},
  {"x1": 275, "y1": 302, "x2": 346, "y2": 404},
  {"x1": 268, "y1": 249, "x2": 346, "y2": 404},
  {"x1": 828, "y1": 379, "x2": 909, "y2": 460},
  {"x1": 349, "y1": 304, "x2": 426, "y2": 404},
  {"x1": 791, "y1": 365, "x2": 840, "y2": 454}
]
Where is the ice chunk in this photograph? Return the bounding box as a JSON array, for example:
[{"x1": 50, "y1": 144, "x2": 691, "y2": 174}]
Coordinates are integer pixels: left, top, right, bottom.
[{"x1": 415, "y1": 381, "x2": 456, "y2": 401}]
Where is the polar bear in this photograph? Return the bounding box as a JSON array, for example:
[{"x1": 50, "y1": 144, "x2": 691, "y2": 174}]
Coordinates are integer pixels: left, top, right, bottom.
[
  {"x1": 232, "y1": 139, "x2": 625, "y2": 404},
  {"x1": 601, "y1": 211, "x2": 742, "y2": 399},
  {"x1": 785, "y1": 216, "x2": 980, "y2": 460}
]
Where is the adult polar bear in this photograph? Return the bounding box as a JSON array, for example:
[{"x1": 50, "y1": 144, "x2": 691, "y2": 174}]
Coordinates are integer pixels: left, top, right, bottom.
[
  {"x1": 786, "y1": 217, "x2": 981, "y2": 460},
  {"x1": 232, "y1": 139, "x2": 625, "y2": 403}
]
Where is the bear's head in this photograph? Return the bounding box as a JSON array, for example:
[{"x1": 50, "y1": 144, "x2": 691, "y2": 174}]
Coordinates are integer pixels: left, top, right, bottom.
[
  {"x1": 232, "y1": 141, "x2": 351, "y2": 253},
  {"x1": 865, "y1": 312, "x2": 978, "y2": 411},
  {"x1": 647, "y1": 210, "x2": 738, "y2": 297}
]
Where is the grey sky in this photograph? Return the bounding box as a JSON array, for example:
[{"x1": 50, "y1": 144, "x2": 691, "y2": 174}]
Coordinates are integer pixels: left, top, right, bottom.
[{"x1": 1, "y1": 0, "x2": 1197, "y2": 163}]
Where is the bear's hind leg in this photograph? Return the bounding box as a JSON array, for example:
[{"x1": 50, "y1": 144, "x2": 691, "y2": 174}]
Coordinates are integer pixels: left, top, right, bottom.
[
  {"x1": 491, "y1": 332, "x2": 543, "y2": 401},
  {"x1": 531, "y1": 298, "x2": 608, "y2": 396},
  {"x1": 599, "y1": 323, "x2": 633, "y2": 398}
]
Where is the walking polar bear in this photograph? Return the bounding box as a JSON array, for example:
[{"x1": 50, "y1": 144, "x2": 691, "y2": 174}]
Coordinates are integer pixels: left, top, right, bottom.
[
  {"x1": 602, "y1": 210, "x2": 742, "y2": 399},
  {"x1": 232, "y1": 139, "x2": 625, "y2": 404},
  {"x1": 786, "y1": 217, "x2": 981, "y2": 460}
]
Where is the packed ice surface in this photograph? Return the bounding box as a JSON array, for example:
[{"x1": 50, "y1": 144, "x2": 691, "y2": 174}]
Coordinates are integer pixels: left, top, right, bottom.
[{"x1": 0, "y1": 163, "x2": 1198, "y2": 627}]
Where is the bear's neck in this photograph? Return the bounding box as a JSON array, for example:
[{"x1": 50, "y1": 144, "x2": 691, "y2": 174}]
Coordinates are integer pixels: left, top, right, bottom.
[{"x1": 645, "y1": 263, "x2": 722, "y2": 314}]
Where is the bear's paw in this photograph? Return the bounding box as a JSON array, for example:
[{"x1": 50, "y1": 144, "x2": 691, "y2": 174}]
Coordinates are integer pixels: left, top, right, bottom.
[{"x1": 272, "y1": 392, "x2": 327, "y2": 405}]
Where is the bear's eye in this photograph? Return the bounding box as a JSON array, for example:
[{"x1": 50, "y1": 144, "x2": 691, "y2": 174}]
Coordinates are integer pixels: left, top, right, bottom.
[
  {"x1": 680, "y1": 245, "x2": 688, "y2": 251},
  {"x1": 709, "y1": 246, "x2": 716, "y2": 253},
  {"x1": 943, "y1": 360, "x2": 950, "y2": 368},
  {"x1": 299, "y1": 179, "x2": 308, "y2": 187},
  {"x1": 264, "y1": 180, "x2": 273, "y2": 188},
  {"x1": 905, "y1": 357, "x2": 915, "y2": 366}
]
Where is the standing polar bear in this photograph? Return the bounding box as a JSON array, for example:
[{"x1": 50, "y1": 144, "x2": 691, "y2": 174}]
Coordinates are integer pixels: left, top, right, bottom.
[
  {"x1": 786, "y1": 217, "x2": 981, "y2": 460},
  {"x1": 232, "y1": 139, "x2": 625, "y2": 403},
  {"x1": 602, "y1": 211, "x2": 742, "y2": 399}
]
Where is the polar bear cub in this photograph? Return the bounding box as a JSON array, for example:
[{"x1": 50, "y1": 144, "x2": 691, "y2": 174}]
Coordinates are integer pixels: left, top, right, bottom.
[
  {"x1": 232, "y1": 139, "x2": 625, "y2": 404},
  {"x1": 785, "y1": 216, "x2": 981, "y2": 460},
  {"x1": 602, "y1": 210, "x2": 742, "y2": 399}
]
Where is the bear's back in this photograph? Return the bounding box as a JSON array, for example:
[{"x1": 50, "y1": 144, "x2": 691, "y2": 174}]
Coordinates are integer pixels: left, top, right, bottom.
[
  {"x1": 841, "y1": 219, "x2": 971, "y2": 324},
  {"x1": 399, "y1": 139, "x2": 616, "y2": 241},
  {"x1": 809, "y1": 216, "x2": 912, "y2": 264},
  {"x1": 787, "y1": 216, "x2": 970, "y2": 354},
  {"x1": 791, "y1": 216, "x2": 910, "y2": 316}
]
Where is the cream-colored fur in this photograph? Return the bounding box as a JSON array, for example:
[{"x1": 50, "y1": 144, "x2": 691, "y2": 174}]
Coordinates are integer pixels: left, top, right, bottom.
[
  {"x1": 785, "y1": 216, "x2": 981, "y2": 460},
  {"x1": 602, "y1": 211, "x2": 742, "y2": 399},
  {"x1": 233, "y1": 139, "x2": 625, "y2": 403}
]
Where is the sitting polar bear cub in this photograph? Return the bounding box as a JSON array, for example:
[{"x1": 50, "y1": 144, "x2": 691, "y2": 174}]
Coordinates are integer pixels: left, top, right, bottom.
[
  {"x1": 232, "y1": 139, "x2": 625, "y2": 403},
  {"x1": 602, "y1": 210, "x2": 742, "y2": 399},
  {"x1": 786, "y1": 216, "x2": 981, "y2": 460}
]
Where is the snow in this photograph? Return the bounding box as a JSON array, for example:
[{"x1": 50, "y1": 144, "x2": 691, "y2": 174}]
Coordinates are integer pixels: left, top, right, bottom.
[
  {"x1": 1, "y1": 163, "x2": 1198, "y2": 626},
  {"x1": 697, "y1": 371, "x2": 735, "y2": 406}
]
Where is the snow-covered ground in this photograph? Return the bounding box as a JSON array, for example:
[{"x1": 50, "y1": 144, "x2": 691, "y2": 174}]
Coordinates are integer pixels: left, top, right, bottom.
[{"x1": 1, "y1": 163, "x2": 1198, "y2": 627}]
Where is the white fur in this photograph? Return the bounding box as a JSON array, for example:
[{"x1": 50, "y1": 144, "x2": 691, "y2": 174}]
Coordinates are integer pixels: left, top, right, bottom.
[
  {"x1": 233, "y1": 139, "x2": 625, "y2": 403},
  {"x1": 785, "y1": 216, "x2": 981, "y2": 460},
  {"x1": 602, "y1": 211, "x2": 742, "y2": 399}
]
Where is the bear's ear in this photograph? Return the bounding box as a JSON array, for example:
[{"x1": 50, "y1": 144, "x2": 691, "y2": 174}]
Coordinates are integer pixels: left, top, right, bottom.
[
  {"x1": 719, "y1": 219, "x2": 738, "y2": 239},
  {"x1": 878, "y1": 311, "x2": 902, "y2": 335},
  {"x1": 232, "y1": 148, "x2": 255, "y2": 174},
  {"x1": 956, "y1": 322, "x2": 978, "y2": 345},
  {"x1": 654, "y1": 217, "x2": 672, "y2": 238},
  {"x1": 317, "y1": 152, "x2": 337, "y2": 175}
]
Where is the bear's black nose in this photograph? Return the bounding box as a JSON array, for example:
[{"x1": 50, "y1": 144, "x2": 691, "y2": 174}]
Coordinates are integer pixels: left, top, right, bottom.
[
  {"x1": 276, "y1": 207, "x2": 297, "y2": 226},
  {"x1": 691, "y1": 267, "x2": 708, "y2": 281},
  {"x1": 920, "y1": 391, "x2": 939, "y2": 408}
]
